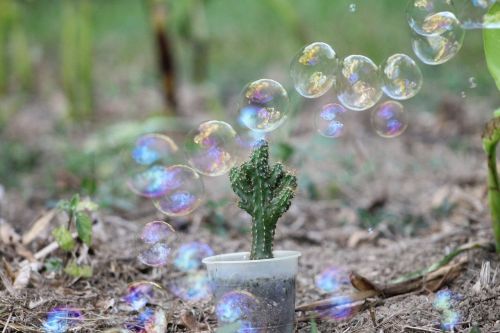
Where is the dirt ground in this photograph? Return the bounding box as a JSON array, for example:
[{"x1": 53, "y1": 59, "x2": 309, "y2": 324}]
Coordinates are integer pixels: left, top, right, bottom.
[{"x1": 1, "y1": 90, "x2": 500, "y2": 332}]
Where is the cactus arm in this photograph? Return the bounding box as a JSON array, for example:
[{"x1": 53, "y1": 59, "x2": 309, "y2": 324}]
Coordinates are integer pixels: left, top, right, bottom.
[
  {"x1": 482, "y1": 116, "x2": 500, "y2": 253},
  {"x1": 229, "y1": 140, "x2": 297, "y2": 260}
]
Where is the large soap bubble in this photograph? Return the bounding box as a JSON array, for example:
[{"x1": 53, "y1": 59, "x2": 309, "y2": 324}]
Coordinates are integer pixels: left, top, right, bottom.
[
  {"x1": 290, "y1": 42, "x2": 339, "y2": 98},
  {"x1": 237, "y1": 79, "x2": 289, "y2": 132},
  {"x1": 337, "y1": 55, "x2": 383, "y2": 111},
  {"x1": 411, "y1": 12, "x2": 465, "y2": 65},
  {"x1": 406, "y1": 0, "x2": 456, "y2": 35},
  {"x1": 152, "y1": 165, "x2": 205, "y2": 216},
  {"x1": 381, "y1": 54, "x2": 423, "y2": 100},
  {"x1": 185, "y1": 120, "x2": 238, "y2": 177}
]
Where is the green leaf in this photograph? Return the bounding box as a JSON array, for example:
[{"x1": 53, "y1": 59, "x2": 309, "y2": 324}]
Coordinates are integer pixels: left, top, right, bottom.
[
  {"x1": 64, "y1": 262, "x2": 92, "y2": 278},
  {"x1": 44, "y1": 257, "x2": 63, "y2": 273},
  {"x1": 52, "y1": 226, "x2": 75, "y2": 252},
  {"x1": 484, "y1": 3, "x2": 500, "y2": 90},
  {"x1": 69, "y1": 193, "x2": 80, "y2": 212},
  {"x1": 76, "y1": 213, "x2": 92, "y2": 246},
  {"x1": 76, "y1": 198, "x2": 98, "y2": 212},
  {"x1": 310, "y1": 319, "x2": 319, "y2": 333}
]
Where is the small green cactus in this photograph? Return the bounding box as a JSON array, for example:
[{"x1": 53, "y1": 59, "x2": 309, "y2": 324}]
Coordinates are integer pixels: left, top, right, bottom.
[{"x1": 230, "y1": 140, "x2": 297, "y2": 260}]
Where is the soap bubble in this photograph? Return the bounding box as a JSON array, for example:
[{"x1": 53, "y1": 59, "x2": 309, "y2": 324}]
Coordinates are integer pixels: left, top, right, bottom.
[
  {"x1": 216, "y1": 291, "x2": 260, "y2": 327},
  {"x1": 317, "y1": 295, "x2": 355, "y2": 321},
  {"x1": 337, "y1": 55, "x2": 383, "y2": 111},
  {"x1": 406, "y1": 0, "x2": 456, "y2": 35},
  {"x1": 125, "y1": 307, "x2": 166, "y2": 333},
  {"x1": 349, "y1": 3, "x2": 357, "y2": 12},
  {"x1": 290, "y1": 42, "x2": 339, "y2": 98},
  {"x1": 170, "y1": 271, "x2": 211, "y2": 302},
  {"x1": 174, "y1": 241, "x2": 214, "y2": 272},
  {"x1": 381, "y1": 54, "x2": 423, "y2": 100},
  {"x1": 136, "y1": 221, "x2": 176, "y2": 267},
  {"x1": 457, "y1": 0, "x2": 499, "y2": 29},
  {"x1": 370, "y1": 101, "x2": 408, "y2": 138},
  {"x1": 314, "y1": 103, "x2": 347, "y2": 138},
  {"x1": 128, "y1": 165, "x2": 172, "y2": 198},
  {"x1": 153, "y1": 165, "x2": 205, "y2": 216},
  {"x1": 43, "y1": 307, "x2": 83, "y2": 333},
  {"x1": 122, "y1": 281, "x2": 164, "y2": 311},
  {"x1": 411, "y1": 13, "x2": 465, "y2": 65},
  {"x1": 185, "y1": 121, "x2": 238, "y2": 177},
  {"x1": 469, "y1": 76, "x2": 477, "y2": 88},
  {"x1": 128, "y1": 134, "x2": 179, "y2": 198},
  {"x1": 433, "y1": 290, "x2": 462, "y2": 331},
  {"x1": 315, "y1": 267, "x2": 350, "y2": 293},
  {"x1": 132, "y1": 134, "x2": 178, "y2": 166},
  {"x1": 238, "y1": 79, "x2": 289, "y2": 132}
]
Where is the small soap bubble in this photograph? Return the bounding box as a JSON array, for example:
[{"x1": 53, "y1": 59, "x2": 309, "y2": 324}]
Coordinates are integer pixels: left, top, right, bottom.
[
  {"x1": 315, "y1": 267, "x2": 350, "y2": 293},
  {"x1": 125, "y1": 307, "x2": 167, "y2": 333},
  {"x1": 461, "y1": 91, "x2": 467, "y2": 98},
  {"x1": 128, "y1": 165, "x2": 171, "y2": 199},
  {"x1": 216, "y1": 291, "x2": 260, "y2": 327},
  {"x1": 136, "y1": 221, "x2": 176, "y2": 267},
  {"x1": 185, "y1": 121, "x2": 238, "y2": 177},
  {"x1": 411, "y1": 13, "x2": 465, "y2": 65},
  {"x1": 317, "y1": 295, "x2": 355, "y2": 321},
  {"x1": 406, "y1": 0, "x2": 456, "y2": 35},
  {"x1": 381, "y1": 54, "x2": 423, "y2": 100},
  {"x1": 43, "y1": 307, "x2": 83, "y2": 333},
  {"x1": 370, "y1": 101, "x2": 408, "y2": 138},
  {"x1": 174, "y1": 241, "x2": 214, "y2": 272},
  {"x1": 349, "y1": 3, "x2": 357, "y2": 12},
  {"x1": 153, "y1": 165, "x2": 205, "y2": 216},
  {"x1": 314, "y1": 103, "x2": 347, "y2": 138},
  {"x1": 132, "y1": 134, "x2": 178, "y2": 166},
  {"x1": 458, "y1": 0, "x2": 499, "y2": 29},
  {"x1": 469, "y1": 76, "x2": 477, "y2": 88},
  {"x1": 433, "y1": 290, "x2": 462, "y2": 331},
  {"x1": 122, "y1": 281, "x2": 163, "y2": 311},
  {"x1": 238, "y1": 79, "x2": 289, "y2": 132},
  {"x1": 169, "y1": 271, "x2": 211, "y2": 302},
  {"x1": 337, "y1": 55, "x2": 383, "y2": 111},
  {"x1": 290, "y1": 42, "x2": 339, "y2": 98}
]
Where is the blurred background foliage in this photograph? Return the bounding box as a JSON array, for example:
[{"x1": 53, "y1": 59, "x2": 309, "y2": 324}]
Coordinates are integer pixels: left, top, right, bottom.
[{"x1": 0, "y1": 0, "x2": 498, "y2": 216}]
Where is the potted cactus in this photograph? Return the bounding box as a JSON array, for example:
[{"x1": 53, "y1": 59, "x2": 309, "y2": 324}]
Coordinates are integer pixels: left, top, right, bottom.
[{"x1": 203, "y1": 140, "x2": 300, "y2": 333}]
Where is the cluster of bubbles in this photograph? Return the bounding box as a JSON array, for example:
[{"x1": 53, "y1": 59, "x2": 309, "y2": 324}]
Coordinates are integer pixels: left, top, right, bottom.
[
  {"x1": 313, "y1": 266, "x2": 355, "y2": 321},
  {"x1": 407, "y1": 0, "x2": 497, "y2": 66},
  {"x1": 433, "y1": 289, "x2": 462, "y2": 330},
  {"x1": 289, "y1": 41, "x2": 419, "y2": 139}
]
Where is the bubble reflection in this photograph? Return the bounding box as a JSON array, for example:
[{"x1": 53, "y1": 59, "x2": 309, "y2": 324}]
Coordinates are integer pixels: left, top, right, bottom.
[
  {"x1": 122, "y1": 281, "x2": 163, "y2": 311},
  {"x1": 174, "y1": 242, "x2": 214, "y2": 272},
  {"x1": 370, "y1": 101, "x2": 408, "y2": 138},
  {"x1": 314, "y1": 103, "x2": 347, "y2": 138},
  {"x1": 315, "y1": 267, "x2": 350, "y2": 293},
  {"x1": 433, "y1": 289, "x2": 462, "y2": 331},
  {"x1": 216, "y1": 291, "x2": 259, "y2": 330},
  {"x1": 170, "y1": 272, "x2": 211, "y2": 302},
  {"x1": 43, "y1": 307, "x2": 83, "y2": 333},
  {"x1": 125, "y1": 307, "x2": 166, "y2": 333},
  {"x1": 136, "y1": 221, "x2": 176, "y2": 267}
]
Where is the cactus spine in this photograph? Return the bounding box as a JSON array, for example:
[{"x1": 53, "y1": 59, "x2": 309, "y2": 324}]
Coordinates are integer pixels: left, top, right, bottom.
[{"x1": 229, "y1": 140, "x2": 297, "y2": 260}]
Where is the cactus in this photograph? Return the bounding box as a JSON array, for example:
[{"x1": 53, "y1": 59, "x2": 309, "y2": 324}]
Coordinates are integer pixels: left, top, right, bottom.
[{"x1": 230, "y1": 140, "x2": 297, "y2": 260}]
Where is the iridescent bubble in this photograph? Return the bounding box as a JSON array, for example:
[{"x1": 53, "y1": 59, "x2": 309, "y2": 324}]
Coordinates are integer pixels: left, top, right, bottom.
[
  {"x1": 43, "y1": 307, "x2": 83, "y2": 333},
  {"x1": 406, "y1": 0, "x2": 456, "y2": 35},
  {"x1": 457, "y1": 0, "x2": 499, "y2": 29},
  {"x1": 411, "y1": 13, "x2": 465, "y2": 65},
  {"x1": 337, "y1": 55, "x2": 383, "y2": 111},
  {"x1": 136, "y1": 221, "x2": 176, "y2": 267},
  {"x1": 127, "y1": 165, "x2": 171, "y2": 198},
  {"x1": 185, "y1": 121, "x2": 237, "y2": 177},
  {"x1": 125, "y1": 307, "x2": 167, "y2": 333},
  {"x1": 132, "y1": 134, "x2": 178, "y2": 166},
  {"x1": 238, "y1": 79, "x2": 289, "y2": 132},
  {"x1": 433, "y1": 290, "x2": 462, "y2": 331},
  {"x1": 122, "y1": 281, "x2": 163, "y2": 311},
  {"x1": 371, "y1": 101, "x2": 408, "y2": 138},
  {"x1": 169, "y1": 271, "x2": 211, "y2": 302},
  {"x1": 315, "y1": 267, "x2": 350, "y2": 293},
  {"x1": 290, "y1": 42, "x2": 339, "y2": 98},
  {"x1": 317, "y1": 295, "x2": 355, "y2": 321},
  {"x1": 174, "y1": 241, "x2": 214, "y2": 272},
  {"x1": 314, "y1": 103, "x2": 347, "y2": 138},
  {"x1": 153, "y1": 165, "x2": 205, "y2": 216},
  {"x1": 381, "y1": 54, "x2": 423, "y2": 100},
  {"x1": 215, "y1": 291, "x2": 260, "y2": 327}
]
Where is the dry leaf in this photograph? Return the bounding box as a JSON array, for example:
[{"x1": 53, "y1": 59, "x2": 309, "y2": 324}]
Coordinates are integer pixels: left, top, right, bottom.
[
  {"x1": 22, "y1": 209, "x2": 56, "y2": 245},
  {"x1": 13, "y1": 263, "x2": 31, "y2": 289},
  {"x1": 0, "y1": 219, "x2": 21, "y2": 244},
  {"x1": 180, "y1": 309, "x2": 200, "y2": 332}
]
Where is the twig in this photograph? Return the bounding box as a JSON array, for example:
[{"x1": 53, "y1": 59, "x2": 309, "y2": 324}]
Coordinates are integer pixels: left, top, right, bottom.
[
  {"x1": 402, "y1": 326, "x2": 440, "y2": 332},
  {"x1": 2, "y1": 312, "x2": 12, "y2": 333}
]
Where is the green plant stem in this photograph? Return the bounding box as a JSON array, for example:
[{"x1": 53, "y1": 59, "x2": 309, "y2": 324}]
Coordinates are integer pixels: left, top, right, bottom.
[{"x1": 483, "y1": 117, "x2": 500, "y2": 253}]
